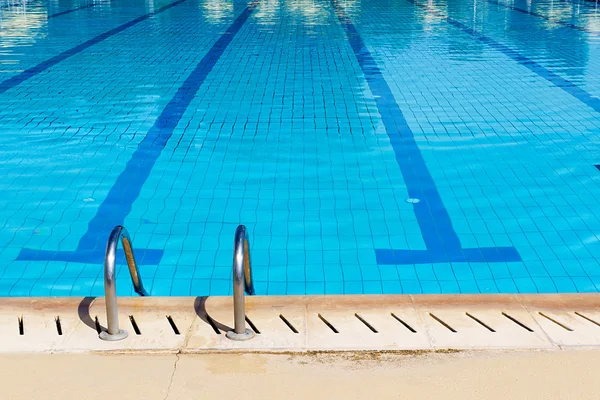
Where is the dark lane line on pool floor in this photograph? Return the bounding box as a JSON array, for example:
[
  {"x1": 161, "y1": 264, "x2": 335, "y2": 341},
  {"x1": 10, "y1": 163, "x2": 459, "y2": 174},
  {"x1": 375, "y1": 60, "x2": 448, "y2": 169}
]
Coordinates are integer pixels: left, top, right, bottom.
[
  {"x1": 407, "y1": 0, "x2": 600, "y2": 114},
  {"x1": 330, "y1": 0, "x2": 521, "y2": 265},
  {"x1": 0, "y1": 0, "x2": 189, "y2": 96},
  {"x1": 485, "y1": 0, "x2": 599, "y2": 35},
  {"x1": 17, "y1": 1, "x2": 261, "y2": 265}
]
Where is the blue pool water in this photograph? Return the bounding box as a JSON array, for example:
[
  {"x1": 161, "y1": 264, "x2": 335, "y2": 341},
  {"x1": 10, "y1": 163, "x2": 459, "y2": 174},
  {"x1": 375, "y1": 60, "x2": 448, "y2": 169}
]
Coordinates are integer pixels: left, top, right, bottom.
[{"x1": 1, "y1": 0, "x2": 600, "y2": 296}]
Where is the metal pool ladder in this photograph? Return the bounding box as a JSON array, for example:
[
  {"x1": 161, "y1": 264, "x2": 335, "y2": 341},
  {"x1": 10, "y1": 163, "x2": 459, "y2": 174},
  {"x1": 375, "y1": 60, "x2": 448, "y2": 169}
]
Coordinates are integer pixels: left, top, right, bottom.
[
  {"x1": 226, "y1": 224, "x2": 256, "y2": 341},
  {"x1": 99, "y1": 225, "x2": 148, "y2": 341}
]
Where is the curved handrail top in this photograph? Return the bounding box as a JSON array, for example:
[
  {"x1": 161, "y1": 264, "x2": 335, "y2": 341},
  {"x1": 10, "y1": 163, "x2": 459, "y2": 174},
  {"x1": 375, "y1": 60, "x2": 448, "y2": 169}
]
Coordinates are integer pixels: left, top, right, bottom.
[
  {"x1": 233, "y1": 224, "x2": 255, "y2": 296},
  {"x1": 105, "y1": 225, "x2": 148, "y2": 297}
]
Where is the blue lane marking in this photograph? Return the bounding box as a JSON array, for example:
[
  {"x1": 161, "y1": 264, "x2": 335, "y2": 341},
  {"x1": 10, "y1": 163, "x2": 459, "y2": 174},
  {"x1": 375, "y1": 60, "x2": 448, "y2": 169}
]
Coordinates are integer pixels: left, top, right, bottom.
[
  {"x1": 330, "y1": 0, "x2": 521, "y2": 265},
  {"x1": 485, "y1": 0, "x2": 598, "y2": 35},
  {"x1": 0, "y1": 0, "x2": 189, "y2": 96},
  {"x1": 17, "y1": 1, "x2": 260, "y2": 265},
  {"x1": 407, "y1": 0, "x2": 600, "y2": 114}
]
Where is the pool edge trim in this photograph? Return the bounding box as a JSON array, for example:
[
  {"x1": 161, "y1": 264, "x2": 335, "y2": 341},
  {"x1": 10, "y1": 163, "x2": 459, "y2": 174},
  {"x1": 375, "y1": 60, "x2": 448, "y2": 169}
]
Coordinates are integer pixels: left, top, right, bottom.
[{"x1": 0, "y1": 294, "x2": 598, "y2": 353}]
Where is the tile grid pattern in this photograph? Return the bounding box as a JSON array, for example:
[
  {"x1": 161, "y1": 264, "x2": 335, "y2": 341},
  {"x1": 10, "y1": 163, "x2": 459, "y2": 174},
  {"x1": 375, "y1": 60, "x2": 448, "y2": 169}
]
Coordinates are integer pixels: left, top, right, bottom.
[{"x1": 0, "y1": 0, "x2": 600, "y2": 295}]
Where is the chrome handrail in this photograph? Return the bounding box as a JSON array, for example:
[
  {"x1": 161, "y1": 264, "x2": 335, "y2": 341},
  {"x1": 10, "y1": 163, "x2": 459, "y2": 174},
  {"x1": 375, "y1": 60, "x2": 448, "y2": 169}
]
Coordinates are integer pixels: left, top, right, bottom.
[
  {"x1": 225, "y1": 224, "x2": 256, "y2": 340},
  {"x1": 99, "y1": 225, "x2": 148, "y2": 341}
]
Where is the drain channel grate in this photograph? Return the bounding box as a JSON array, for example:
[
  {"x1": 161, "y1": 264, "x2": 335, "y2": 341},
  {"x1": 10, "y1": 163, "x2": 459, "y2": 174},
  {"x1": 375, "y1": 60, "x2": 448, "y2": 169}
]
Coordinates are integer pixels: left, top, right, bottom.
[
  {"x1": 466, "y1": 313, "x2": 495, "y2": 332},
  {"x1": 245, "y1": 316, "x2": 261, "y2": 334},
  {"x1": 55, "y1": 316, "x2": 63, "y2": 336},
  {"x1": 429, "y1": 313, "x2": 456, "y2": 333},
  {"x1": 279, "y1": 314, "x2": 299, "y2": 333},
  {"x1": 94, "y1": 316, "x2": 102, "y2": 334},
  {"x1": 502, "y1": 312, "x2": 533, "y2": 332},
  {"x1": 538, "y1": 312, "x2": 573, "y2": 331},
  {"x1": 575, "y1": 312, "x2": 600, "y2": 327},
  {"x1": 128, "y1": 315, "x2": 141, "y2": 335},
  {"x1": 391, "y1": 313, "x2": 417, "y2": 333},
  {"x1": 354, "y1": 314, "x2": 378, "y2": 333},
  {"x1": 11, "y1": 308, "x2": 600, "y2": 344},
  {"x1": 318, "y1": 314, "x2": 339, "y2": 333},
  {"x1": 205, "y1": 315, "x2": 221, "y2": 334},
  {"x1": 166, "y1": 315, "x2": 180, "y2": 335}
]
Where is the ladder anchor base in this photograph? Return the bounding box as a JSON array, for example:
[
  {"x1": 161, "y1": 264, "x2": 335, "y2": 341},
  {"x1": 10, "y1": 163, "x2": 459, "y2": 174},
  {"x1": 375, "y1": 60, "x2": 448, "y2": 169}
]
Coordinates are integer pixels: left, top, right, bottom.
[
  {"x1": 99, "y1": 329, "x2": 129, "y2": 341},
  {"x1": 226, "y1": 329, "x2": 255, "y2": 341}
]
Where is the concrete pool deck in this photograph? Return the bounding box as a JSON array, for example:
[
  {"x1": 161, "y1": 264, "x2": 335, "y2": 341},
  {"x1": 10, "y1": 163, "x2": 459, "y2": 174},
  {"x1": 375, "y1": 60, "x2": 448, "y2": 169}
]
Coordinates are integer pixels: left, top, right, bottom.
[
  {"x1": 1, "y1": 294, "x2": 599, "y2": 398},
  {"x1": 2, "y1": 349, "x2": 599, "y2": 399},
  {"x1": 0, "y1": 294, "x2": 599, "y2": 352}
]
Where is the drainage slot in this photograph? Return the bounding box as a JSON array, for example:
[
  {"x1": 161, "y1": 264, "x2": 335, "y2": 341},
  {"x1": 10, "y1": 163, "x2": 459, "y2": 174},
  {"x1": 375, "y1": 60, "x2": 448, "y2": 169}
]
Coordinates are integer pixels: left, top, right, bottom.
[
  {"x1": 55, "y1": 316, "x2": 63, "y2": 336},
  {"x1": 466, "y1": 313, "x2": 495, "y2": 332},
  {"x1": 245, "y1": 316, "x2": 261, "y2": 334},
  {"x1": 429, "y1": 313, "x2": 456, "y2": 333},
  {"x1": 318, "y1": 314, "x2": 339, "y2": 333},
  {"x1": 279, "y1": 314, "x2": 299, "y2": 333},
  {"x1": 355, "y1": 313, "x2": 378, "y2": 333},
  {"x1": 128, "y1": 315, "x2": 141, "y2": 335},
  {"x1": 502, "y1": 312, "x2": 533, "y2": 332},
  {"x1": 538, "y1": 312, "x2": 573, "y2": 331},
  {"x1": 391, "y1": 313, "x2": 417, "y2": 333},
  {"x1": 166, "y1": 315, "x2": 180, "y2": 335},
  {"x1": 18, "y1": 316, "x2": 24, "y2": 336},
  {"x1": 205, "y1": 315, "x2": 221, "y2": 334},
  {"x1": 94, "y1": 316, "x2": 102, "y2": 334},
  {"x1": 575, "y1": 312, "x2": 600, "y2": 327}
]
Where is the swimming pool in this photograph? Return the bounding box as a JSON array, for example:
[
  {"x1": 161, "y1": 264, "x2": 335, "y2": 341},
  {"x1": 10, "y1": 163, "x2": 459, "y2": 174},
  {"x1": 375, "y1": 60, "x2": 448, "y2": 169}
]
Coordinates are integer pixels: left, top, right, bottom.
[{"x1": 1, "y1": 0, "x2": 600, "y2": 296}]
